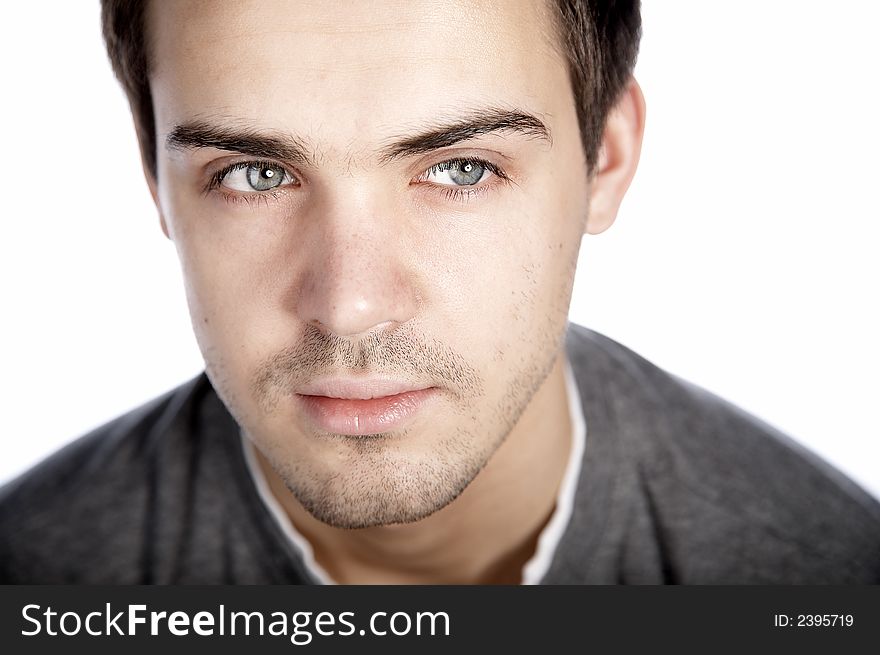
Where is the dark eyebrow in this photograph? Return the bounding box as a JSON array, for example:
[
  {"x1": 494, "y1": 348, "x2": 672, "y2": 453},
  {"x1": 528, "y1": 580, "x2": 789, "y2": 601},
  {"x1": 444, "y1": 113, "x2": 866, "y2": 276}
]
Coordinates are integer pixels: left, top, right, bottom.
[
  {"x1": 165, "y1": 121, "x2": 315, "y2": 167},
  {"x1": 379, "y1": 108, "x2": 552, "y2": 163},
  {"x1": 165, "y1": 108, "x2": 551, "y2": 166}
]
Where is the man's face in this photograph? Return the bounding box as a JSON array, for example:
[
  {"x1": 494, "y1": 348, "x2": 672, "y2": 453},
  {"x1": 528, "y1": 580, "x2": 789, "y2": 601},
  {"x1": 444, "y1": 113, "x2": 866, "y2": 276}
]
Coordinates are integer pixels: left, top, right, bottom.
[{"x1": 148, "y1": 0, "x2": 590, "y2": 528}]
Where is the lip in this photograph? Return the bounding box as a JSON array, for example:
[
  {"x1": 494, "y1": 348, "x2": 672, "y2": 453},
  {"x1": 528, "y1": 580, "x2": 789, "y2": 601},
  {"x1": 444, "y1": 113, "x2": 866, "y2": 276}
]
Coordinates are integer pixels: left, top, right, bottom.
[
  {"x1": 296, "y1": 377, "x2": 432, "y2": 400},
  {"x1": 295, "y1": 378, "x2": 437, "y2": 436}
]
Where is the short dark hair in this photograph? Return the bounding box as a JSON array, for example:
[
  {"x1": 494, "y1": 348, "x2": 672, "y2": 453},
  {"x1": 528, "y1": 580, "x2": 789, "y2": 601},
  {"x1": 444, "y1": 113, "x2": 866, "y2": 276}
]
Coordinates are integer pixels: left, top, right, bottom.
[{"x1": 101, "y1": 0, "x2": 641, "y2": 178}]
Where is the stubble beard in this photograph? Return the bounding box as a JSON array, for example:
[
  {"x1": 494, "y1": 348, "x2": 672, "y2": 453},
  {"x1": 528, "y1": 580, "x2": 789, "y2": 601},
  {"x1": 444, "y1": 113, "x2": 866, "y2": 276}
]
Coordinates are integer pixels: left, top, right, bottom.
[{"x1": 249, "y1": 335, "x2": 563, "y2": 530}]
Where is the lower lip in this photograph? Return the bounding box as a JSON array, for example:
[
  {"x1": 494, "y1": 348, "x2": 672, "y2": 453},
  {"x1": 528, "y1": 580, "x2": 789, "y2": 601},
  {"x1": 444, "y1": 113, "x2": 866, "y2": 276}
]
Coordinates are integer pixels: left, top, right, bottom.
[{"x1": 297, "y1": 388, "x2": 437, "y2": 436}]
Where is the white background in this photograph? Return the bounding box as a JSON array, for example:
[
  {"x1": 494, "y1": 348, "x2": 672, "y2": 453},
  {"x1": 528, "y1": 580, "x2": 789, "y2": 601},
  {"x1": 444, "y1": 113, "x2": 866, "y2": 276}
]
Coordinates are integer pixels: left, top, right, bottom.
[{"x1": 1, "y1": 2, "x2": 877, "y2": 498}]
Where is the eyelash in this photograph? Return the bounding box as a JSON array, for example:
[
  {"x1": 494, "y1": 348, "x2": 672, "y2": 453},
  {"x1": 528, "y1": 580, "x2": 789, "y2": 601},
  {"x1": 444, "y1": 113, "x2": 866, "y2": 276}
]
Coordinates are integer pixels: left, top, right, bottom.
[
  {"x1": 205, "y1": 157, "x2": 510, "y2": 206},
  {"x1": 204, "y1": 160, "x2": 294, "y2": 204},
  {"x1": 420, "y1": 157, "x2": 510, "y2": 203}
]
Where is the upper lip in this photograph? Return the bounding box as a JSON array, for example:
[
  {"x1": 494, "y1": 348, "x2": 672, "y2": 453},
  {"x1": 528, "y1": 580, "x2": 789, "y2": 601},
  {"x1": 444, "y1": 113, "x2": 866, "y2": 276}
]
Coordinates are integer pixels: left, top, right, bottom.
[{"x1": 295, "y1": 377, "x2": 434, "y2": 400}]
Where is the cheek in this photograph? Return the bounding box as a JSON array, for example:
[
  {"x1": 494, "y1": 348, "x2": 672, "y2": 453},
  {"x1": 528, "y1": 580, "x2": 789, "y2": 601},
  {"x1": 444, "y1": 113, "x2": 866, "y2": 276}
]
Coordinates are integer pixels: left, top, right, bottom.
[
  {"x1": 432, "y1": 197, "x2": 584, "y2": 376},
  {"x1": 162, "y1": 192, "x2": 287, "y2": 385}
]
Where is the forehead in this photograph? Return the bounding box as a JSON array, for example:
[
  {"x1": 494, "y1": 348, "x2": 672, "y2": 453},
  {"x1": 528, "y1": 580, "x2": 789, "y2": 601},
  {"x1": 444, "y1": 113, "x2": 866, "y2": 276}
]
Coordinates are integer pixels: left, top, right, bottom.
[{"x1": 147, "y1": 0, "x2": 571, "y2": 147}]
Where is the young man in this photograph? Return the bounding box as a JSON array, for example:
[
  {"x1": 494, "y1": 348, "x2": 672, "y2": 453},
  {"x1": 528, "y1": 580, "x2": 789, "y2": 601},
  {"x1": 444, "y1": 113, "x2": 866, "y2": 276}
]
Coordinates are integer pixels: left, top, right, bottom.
[{"x1": 1, "y1": 0, "x2": 878, "y2": 584}]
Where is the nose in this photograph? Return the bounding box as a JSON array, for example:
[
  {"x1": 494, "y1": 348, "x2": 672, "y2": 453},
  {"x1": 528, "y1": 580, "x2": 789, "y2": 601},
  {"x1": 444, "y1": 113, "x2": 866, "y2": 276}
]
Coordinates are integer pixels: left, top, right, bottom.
[{"x1": 292, "y1": 192, "x2": 420, "y2": 338}]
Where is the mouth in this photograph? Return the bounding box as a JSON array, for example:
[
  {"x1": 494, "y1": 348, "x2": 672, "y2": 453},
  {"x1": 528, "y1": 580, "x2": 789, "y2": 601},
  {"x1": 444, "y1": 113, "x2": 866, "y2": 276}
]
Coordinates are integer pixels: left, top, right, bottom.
[{"x1": 295, "y1": 378, "x2": 438, "y2": 436}]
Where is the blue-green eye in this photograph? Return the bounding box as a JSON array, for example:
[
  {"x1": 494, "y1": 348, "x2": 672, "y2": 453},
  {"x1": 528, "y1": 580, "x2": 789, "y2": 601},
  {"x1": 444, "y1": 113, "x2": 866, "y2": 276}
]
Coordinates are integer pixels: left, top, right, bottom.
[
  {"x1": 424, "y1": 159, "x2": 491, "y2": 186},
  {"x1": 218, "y1": 162, "x2": 296, "y2": 192}
]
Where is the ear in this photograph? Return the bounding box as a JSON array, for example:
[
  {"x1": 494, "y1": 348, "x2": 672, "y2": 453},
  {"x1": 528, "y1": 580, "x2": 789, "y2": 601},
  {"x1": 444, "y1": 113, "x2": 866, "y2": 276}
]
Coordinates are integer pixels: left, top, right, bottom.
[
  {"x1": 585, "y1": 77, "x2": 646, "y2": 235},
  {"x1": 141, "y1": 158, "x2": 172, "y2": 240}
]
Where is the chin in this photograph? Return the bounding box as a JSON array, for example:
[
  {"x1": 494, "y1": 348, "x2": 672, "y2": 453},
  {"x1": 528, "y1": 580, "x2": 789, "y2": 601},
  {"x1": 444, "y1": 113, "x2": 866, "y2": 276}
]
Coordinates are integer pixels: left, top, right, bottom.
[{"x1": 271, "y1": 436, "x2": 491, "y2": 530}]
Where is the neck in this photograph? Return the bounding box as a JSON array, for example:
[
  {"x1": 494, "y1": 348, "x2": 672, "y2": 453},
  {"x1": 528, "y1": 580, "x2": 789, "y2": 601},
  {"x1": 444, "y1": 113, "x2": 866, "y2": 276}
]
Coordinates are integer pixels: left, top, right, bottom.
[{"x1": 255, "y1": 353, "x2": 574, "y2": 584}]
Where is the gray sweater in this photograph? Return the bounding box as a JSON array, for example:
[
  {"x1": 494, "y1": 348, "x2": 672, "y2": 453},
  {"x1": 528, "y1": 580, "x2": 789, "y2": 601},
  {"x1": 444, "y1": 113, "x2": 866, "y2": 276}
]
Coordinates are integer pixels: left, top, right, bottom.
[{"x1": 2, "y1": 324, "x2": 878, "y2": 583}]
